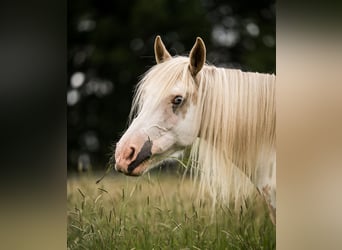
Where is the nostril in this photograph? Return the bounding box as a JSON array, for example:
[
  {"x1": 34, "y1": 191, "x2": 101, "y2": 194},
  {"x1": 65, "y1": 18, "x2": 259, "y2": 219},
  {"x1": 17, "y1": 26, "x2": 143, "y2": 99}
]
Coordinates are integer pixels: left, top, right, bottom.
[{"x1": 128, "y1": 146, "x2": 135, "y2": 160}]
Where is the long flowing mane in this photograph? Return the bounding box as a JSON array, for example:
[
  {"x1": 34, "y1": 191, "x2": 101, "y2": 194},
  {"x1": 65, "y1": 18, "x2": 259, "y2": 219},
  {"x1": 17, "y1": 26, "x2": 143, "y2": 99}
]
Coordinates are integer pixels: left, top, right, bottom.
[{"x1": 130, "y1": 56, "x2": 276, "y2": 205}]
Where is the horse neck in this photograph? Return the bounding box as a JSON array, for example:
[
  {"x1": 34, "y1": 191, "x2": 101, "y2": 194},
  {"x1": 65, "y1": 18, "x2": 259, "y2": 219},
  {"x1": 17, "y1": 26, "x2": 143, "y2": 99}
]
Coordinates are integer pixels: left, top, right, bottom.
[{"x1": 197, "y1": 67, "x2": 276, "y2": 180}]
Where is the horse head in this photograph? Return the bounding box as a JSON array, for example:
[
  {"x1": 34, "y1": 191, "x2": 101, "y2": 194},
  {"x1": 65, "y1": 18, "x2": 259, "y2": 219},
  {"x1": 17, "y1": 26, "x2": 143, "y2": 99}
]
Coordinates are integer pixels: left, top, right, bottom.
[{"x1": 114, "y1": 36, "x2": 206, "y2": 176}]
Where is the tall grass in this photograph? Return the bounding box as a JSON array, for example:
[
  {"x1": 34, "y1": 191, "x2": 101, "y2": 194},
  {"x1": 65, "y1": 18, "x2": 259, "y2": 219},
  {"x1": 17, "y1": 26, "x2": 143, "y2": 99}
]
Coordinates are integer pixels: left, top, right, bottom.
[{"x1": 67, "y1": 172, "x2": 275, "y2": 249}]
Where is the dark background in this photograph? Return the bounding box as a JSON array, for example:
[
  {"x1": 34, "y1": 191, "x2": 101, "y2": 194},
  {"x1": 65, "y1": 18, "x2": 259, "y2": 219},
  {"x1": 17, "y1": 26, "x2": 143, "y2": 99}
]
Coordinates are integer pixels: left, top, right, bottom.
[{"x1": 67, "y1": 0, "x2": 275, "y2": 172}]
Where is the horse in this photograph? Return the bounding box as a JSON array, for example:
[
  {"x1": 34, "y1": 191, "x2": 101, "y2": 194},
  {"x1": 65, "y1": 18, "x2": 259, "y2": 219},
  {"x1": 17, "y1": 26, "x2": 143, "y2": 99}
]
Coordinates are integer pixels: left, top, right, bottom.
[{"x1": 114, "y1": 36, "x2": 276, "y2": 224}]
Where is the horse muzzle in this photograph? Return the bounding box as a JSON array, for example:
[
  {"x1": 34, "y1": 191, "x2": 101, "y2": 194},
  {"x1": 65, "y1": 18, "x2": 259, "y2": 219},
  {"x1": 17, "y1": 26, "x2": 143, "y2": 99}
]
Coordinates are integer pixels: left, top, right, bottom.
[{"x1": 115, "y1": 139, "x2": 153, "y2": 176}]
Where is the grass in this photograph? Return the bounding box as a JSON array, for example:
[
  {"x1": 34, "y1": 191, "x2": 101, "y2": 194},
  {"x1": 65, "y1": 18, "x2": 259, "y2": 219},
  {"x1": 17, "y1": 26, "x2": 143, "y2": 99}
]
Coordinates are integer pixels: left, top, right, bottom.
[{"x1": 67, "y1": 171, "x2": 275, "y2": 250}]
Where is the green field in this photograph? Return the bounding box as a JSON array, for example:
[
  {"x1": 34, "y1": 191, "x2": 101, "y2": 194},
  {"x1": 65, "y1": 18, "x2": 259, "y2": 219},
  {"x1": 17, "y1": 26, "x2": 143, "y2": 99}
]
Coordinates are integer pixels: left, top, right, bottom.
[{"x1": 67, "y1": 172, "x2": 275, "y2": 249}]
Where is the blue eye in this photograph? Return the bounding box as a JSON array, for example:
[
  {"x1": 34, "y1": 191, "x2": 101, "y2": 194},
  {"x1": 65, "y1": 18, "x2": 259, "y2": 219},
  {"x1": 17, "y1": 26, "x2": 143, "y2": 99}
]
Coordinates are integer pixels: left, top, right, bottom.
[{"x1": 172, "y1": 96, "x2": 183, "y2": 106}]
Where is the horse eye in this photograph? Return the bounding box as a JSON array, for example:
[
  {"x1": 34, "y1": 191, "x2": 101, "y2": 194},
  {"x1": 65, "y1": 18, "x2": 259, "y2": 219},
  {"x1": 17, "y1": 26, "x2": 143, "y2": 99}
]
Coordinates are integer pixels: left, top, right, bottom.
[{"x1": 172, "y1": 96, "x2": 183, "y2": 106}]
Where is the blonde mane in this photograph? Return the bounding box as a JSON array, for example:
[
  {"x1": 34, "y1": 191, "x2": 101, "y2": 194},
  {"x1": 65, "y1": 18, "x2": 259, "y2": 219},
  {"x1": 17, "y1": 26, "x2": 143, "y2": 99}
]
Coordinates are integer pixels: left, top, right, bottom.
[{"x1": 130, "y1": 56, "x2": 276, "y2": 205}]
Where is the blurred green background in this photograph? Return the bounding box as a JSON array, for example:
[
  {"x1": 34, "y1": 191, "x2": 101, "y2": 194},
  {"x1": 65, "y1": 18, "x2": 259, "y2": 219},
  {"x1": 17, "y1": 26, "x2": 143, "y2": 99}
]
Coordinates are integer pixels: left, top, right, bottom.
[{"x1": 67, "y1": 0, "x2": 275, "y2": 172}]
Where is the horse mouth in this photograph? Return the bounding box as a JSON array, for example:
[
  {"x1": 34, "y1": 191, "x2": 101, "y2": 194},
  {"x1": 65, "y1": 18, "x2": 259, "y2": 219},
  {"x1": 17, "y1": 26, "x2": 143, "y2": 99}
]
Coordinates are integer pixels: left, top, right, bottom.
[{"x1": 124, "y1": 159, "x2": 150, "y2": 176}]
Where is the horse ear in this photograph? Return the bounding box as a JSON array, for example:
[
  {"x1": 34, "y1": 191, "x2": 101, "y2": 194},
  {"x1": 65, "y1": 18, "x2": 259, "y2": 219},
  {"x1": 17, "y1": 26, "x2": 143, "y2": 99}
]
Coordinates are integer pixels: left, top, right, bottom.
[
  {"x1": 154, "y1": 35, "x2": 171, "y2": 64},
  {"x1": 189, "y1": 37, "x2": 206, "y2": 76}
]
